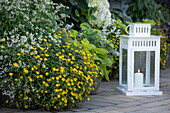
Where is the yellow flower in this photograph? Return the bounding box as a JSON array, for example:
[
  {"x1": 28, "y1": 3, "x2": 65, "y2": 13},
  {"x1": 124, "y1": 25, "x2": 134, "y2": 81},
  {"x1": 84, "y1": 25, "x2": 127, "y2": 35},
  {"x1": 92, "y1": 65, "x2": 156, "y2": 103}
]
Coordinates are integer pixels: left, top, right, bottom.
[
  {"x1": 14, "y1": 78, "x2": 17, "y2": 81},
  {"x1": 26, "y1": 32, "x2": 29, "y2": 35},
  {"x1": 36, "y1": 90, "x2": 39, "y2": 93},
  {"x1": 41, "y1": 90, "x2": 44, "y2": 93},
  {"x1": 54, "y1": 106, "x2": 57, "y2": 109},
  {"x1": 52, "y1": 77, "x2": 55, "y2": 80},
  {"x1": 18, "y1": 60, "x2": 21, "y2": 63},
  {"x1": 24, "y1": 96, "x2": 28, "y2": 100},
  {"x1": 44, "y1": 58, "x2": 48, "y2": 61},
  {"x1": 42, "y1": 81, "x2": 46, "y2": 84},
  {"x1": 9, "y1": 73, "x2": 13, "y2": 76},
  {"x1": 55, "y1": 89, "x2": 59, "y2": 92},
  {"x1": 20, "y1": 76, "x2": 23, "y2": 79},
  {"x1": 55, "y1": 84, "x2": 60, "y2": 87},
  {"x1": 74, "y1": 78, "x2": 77, "y2": 81},
  {"x1": 45, "y1": 72, "x2": 49, "y2": 76},
  {"x1": 40, "y1": 58, "x2": 43, "y2": 61},
  {"x1": 29, "y1": 78, "x2": 33, "y2": 82},
  {"x1": 1, "y1": 45, "x2": 5, "y2": 49},
  {"x1": 31, "y1": 67, "x2": 34, "y2": 71},
  {"x1": 72, "y1": 56, "x2": 75, "y2": 60},
  {"x1": 87, "y1": 98, "x2": 90, "y2": 101},
  {"x1": 40, "y1": 47, "x2": 44, "y2": 51},
  {"x1": 40, "y1": 75, "x2": 43, "y2": 78},
  {"x1": 64, "y1": 99, "x2": 67, "y2": 103},
  {"x1": 56, "y1": 77, "x2": 59, "y2": 80},
  {"x1": 25, "y1": 105, "x2": 28, "y2": 108},
  {"x1": 21, "y1": 50, "x2": 24, "y2": 53},
  {"x1": 42, "y1": 50, "x2": 47, "y2": 54},
  {"x1": 45, "y1": 90, "x2": 48, "y2": 93},
  {"x1": 43, "y1": 39, "x2": 47, "y2": 42},
  {"x1": 36, "y1": 75, "x2": 39, "y2": 78},
  {"x1": 42, "y1": 65, "x2": 46, "y2": 68},
  {"x1": 36, "y1": 71, "x2": 39, "y2": 74},
  {"x1": 58, "y1": 95, "x2": 61, "y2": 98},
  {"x1": 45, "y1": 54, "x2": 49, "y2": 57},
  {"x1": 30, "y1": 52, "x2": 33, "y2": 55},
  {"x1": 13, "y1": 63, "x2": 18, "y2": 67},
  {"x1": 60, "y1": 67, "x2": 64, "y2": 73},
  {"x1": 26, "y1": 90, "x2": 30, "y2": 93},
  {"x1": 37, "y1": 55, "x2": 40, "y2": 58},
  {"x1": 17, "y1": 53, "x2": 20, "y2": 56},
  {"x1": 23, "y1": 68, "x2": 29, "y2": 73},
  {"x1": 53, "y1": 35, "x2": 57, "y2": 39},
  {"x1": 6, "y1": 100, "x2": 8, "y2": 103},
  {"x1": 62, "y1": 78, "x2": 65, "y2": 81},
  {"x1": 2, "y1": 38, "x2": 6, "y2": 41},
  {"x1": 45, "y1": 83, "x2": 49, "y2": 87},
  {"x1": 67, "y1": 83, "x2": 70, "y2": 86}
]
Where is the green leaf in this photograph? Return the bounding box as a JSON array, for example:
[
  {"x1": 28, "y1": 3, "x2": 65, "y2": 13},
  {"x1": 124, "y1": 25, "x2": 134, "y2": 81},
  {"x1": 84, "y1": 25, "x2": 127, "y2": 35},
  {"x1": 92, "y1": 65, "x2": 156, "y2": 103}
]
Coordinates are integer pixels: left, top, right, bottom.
[
  {"x1": 104, "y1": 57, "x2": 113, "y2": 67},
  {"x1": 82, "y1": 38, "x2": 90, "y2": 44},
  {"x1": 116, "y1": 19, "x2": 122, "y2": 24},
  {"x1": 75, "y1": 9, "x2": 80, "y2": 17},
  {"x1": 142, "y1": 19, "x2": 156, "y2": 26},
  {"x1": 159, "y1": 13, "x2": 167, "y2": 23},
  {"x1": 73, "y1": 40, "x2": 80, "y2": 45},
  {"x1": 125, "y1": 0, "x2": 133, "y2": 4},
  {"x1": 138, "y1": 0, "x2": 144, "y2": 11},
  {"x1": 79, "y1": 16, "x2": 87, "y2": 23},
  {"x1": 76, "y1": 0, "x2": 88, "y2": 10},
  {"x1": 86, "y1": 44, "x2": 96, "y2": 50},
  {"x1": 69, "y1": 29, "x2": 79, "y2": 38},
  {"x1": 93, "y1": 56, "x2": 103, "y2": 62},
  {"x1": 69, "y1": 0, "x2": 78, "y2": 5},
  {"x1": 104, "y1": 70, "x2": 110, "y2": 81},
  {"x1": 80, "y1": 22, "x2": 91, "y2": 30},
  {"x1": 70, "y1": 13, "x2": 79, "y2": 22},
  {"x1": 109, "y1": 43, "x2": 114, "y2": 48},
  {"x1": 61, "y1": 7, "x2": 72, "y2": 15},
  {"x1": 101, "y1": 64, "x2": 110, "y2": 81},
  {"x1": 87, "y1": 14, "x2": 97, "y2": 21},
  {"x1": 95, "y1": 48, "x2": 108, "y2": 54},
  {"x1": 97, "y1": 54, "x2": 113, "y2": 67},
  {"x1": 91, "y1": 29, "x2": 102, "y2": 34}
]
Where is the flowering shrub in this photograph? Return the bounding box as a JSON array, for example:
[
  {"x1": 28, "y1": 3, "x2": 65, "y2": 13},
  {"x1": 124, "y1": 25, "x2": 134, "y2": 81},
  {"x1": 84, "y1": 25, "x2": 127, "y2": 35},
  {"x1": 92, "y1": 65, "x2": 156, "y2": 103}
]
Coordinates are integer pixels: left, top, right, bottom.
[
  {"x1": 0, "y1": 0, "x2": 99, "y2": 111},
  {"x1": 152, "y1": 17, "x2": 169, "y2": 70}
]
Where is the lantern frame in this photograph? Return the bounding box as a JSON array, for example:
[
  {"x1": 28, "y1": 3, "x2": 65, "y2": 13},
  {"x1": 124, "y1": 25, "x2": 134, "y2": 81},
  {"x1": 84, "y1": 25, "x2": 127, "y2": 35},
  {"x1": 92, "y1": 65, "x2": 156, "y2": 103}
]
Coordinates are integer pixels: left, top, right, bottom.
[{"x1": 117, "y1": 34, "x2": 163, "y2": 96}]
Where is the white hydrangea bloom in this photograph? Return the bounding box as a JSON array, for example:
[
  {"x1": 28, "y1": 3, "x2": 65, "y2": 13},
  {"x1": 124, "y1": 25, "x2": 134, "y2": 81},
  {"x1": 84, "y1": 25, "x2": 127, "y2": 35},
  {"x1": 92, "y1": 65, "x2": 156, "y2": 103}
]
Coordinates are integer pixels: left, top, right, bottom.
[{"x1": 87, "y1": 0, "x2": 112, "y2": 27}]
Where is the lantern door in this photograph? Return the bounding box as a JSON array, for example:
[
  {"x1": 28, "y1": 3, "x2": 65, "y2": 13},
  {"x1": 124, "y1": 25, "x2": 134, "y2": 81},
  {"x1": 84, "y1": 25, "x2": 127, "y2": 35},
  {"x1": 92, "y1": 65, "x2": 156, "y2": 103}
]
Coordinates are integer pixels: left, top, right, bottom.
[{"x1": 131, "y1": 49, "x2": 158, "y2": 90}]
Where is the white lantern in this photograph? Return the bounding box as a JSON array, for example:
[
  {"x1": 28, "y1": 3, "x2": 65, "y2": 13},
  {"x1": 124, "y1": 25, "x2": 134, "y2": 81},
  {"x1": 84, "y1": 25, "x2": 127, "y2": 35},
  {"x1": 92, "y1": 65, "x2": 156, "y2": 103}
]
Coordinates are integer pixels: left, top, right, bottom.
[{"x1": 117, "y1": 23, "x2": 163, "y2": 96}]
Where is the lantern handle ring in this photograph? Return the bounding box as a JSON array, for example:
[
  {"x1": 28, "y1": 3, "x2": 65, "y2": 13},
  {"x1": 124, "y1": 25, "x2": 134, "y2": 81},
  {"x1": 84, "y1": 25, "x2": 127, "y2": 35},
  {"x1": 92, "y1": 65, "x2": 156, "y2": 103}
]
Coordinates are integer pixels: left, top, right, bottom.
[{"x1": 125, "y1": 25, "x2": 130, "y2": 34}]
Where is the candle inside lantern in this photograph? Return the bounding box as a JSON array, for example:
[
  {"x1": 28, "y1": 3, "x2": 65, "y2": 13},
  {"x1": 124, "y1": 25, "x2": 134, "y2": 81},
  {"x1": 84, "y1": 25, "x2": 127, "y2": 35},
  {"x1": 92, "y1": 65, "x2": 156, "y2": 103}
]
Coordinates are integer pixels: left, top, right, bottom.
[{"x1": 134, "y1": 69, "x2": 144, "y2": 87}]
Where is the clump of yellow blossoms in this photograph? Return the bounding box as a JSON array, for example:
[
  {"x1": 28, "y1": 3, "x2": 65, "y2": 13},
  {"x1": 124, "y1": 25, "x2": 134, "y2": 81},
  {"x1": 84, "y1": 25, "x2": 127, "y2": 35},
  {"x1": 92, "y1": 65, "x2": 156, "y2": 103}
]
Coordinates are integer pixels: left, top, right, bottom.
[
  {"x1": 0, "y1": 28, "x2": 99, "y2": 110},
  {"x1": 0, "y1": 0, "x2": 99, "y2": 111}
]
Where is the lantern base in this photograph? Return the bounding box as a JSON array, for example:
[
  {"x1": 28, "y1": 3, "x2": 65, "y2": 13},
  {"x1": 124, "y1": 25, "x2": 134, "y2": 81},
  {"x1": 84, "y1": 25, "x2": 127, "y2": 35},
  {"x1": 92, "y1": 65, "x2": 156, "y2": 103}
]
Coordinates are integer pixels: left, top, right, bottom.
[{"x1": 116, "y1": 87, "x2": 163, "y2": 96}]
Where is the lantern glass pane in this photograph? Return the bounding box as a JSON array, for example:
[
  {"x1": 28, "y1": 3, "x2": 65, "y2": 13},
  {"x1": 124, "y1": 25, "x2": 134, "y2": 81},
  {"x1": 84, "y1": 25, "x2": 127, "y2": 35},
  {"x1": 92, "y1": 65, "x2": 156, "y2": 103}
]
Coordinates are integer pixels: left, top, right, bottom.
[
  {"x1": 122, "y1": 49, "x2": 127, "y2": 85},
  {"x1": 134, "y1": 51, "x2": 155, "y2": 88}
]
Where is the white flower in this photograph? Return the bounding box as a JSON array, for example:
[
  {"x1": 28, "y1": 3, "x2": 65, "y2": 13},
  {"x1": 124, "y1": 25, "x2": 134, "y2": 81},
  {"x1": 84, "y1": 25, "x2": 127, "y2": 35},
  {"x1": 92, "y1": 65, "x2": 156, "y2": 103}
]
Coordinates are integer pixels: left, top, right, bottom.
[{"x1": 87, "y1": 0, "x2": 112, "y2": 27}]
